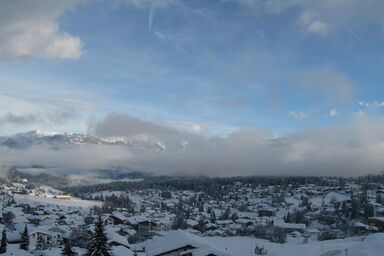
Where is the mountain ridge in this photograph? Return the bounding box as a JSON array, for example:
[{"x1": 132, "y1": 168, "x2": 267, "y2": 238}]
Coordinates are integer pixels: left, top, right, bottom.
[{"x1": 0, "y1": 130, "x2": 167, "y2": 151}]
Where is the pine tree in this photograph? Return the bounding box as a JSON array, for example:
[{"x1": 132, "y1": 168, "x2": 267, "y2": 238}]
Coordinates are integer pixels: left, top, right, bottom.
[
  {"x1": 364, "y1": 204, "x2": 374, "y2": 219},
  {"x1": 221, "y1": 206, "x2": 231, "y2": 220},
  {"x1": 197, "y1": 215, "x2": 206, "y2": 232},
  {"x1": 61, "y1": 238, "x2": 76, "y2": 256},
  {"x1": 0, "y1": 228, "x2": 7, "y2": 253},
  {"x1": 231, "y1": 212, "x2": 238, "y2": 221},
  {"x1": 19, "y1": 225, "x2": 29, "y2": 251},
  {"x1": 351, "y1": 198, "x2": 361, "y2": 219},
  {"x1": 172, "y1": 213, "x2": 186, "y2": 229},
  {"x1": 88, "y1": 216, "x2": 111, "y2": 256},
  {"x1": 210, "y1": 210, "x2": 216, "y2": 223},
  {"x1": 285, "y1": 212, "x2": 291, "y2": 223},
  {"x1": 35, "y1": 234, "x2": 47, "y2": 251}
]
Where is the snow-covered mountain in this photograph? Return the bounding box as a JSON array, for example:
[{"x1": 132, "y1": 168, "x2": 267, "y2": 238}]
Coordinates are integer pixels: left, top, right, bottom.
[{"x1": 0, "y1": 130, "x2": 166, "y2": 151}]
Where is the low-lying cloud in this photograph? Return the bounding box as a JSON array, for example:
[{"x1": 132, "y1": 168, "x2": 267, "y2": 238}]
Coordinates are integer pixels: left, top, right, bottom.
[{"x1": 1, "y1": 113, "x2": 384, "y2": 177}]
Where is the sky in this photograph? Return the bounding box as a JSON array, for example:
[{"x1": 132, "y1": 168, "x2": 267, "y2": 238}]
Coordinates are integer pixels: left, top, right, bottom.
[{"x1": 1, "y1": 0, "x2": 384, "y2": 176}]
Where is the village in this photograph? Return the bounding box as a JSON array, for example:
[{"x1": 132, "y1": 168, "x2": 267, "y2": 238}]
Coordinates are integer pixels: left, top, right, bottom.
[{"x1": 0, "y1": 176, "x2": 384, "y2": 255}]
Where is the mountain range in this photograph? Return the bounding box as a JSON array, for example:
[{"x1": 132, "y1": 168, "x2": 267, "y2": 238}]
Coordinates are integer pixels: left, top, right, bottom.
[{"x1": 0, "y1": 130, "x2": 166, "y2": 151}]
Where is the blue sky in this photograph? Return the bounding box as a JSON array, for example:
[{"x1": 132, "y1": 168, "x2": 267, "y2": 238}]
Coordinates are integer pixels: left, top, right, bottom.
[{"x1": 1, "y1": 0, "x2": 384, "y2": 136}]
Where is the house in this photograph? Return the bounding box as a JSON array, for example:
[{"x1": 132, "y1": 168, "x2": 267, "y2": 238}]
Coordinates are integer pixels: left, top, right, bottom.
[
  {"x1": 53, "y1": 195, "x2": 71, "y2": 200},
  {"x1": 102, "y1": 215, "x2": 125, "y2": 225},
  {"x1": 126, "y1": 215, "x2": 148, "y2": 230},
  {"x1": 216, "y1": 220, "x2": 233, "y2": 228},
  {"x1": 112, "y1": 245, "x2": 135, "y2": 256},
  {"x1": 274, "y1": 221, "x2": 306, "y2": 233},
  {"x1": 318, "y1": 213, "x2": 338, "y2": 224},
  {"x1": 305, "y1": 228, "x2": 321, "y2": 239},
  {"x1": 368, "y1": 217, "x2": 384, "y2": 230},
  {"x1": 353, "y1": 222, "x2": 368, "y2": 235},
  {"x1": 235, "y1": 218, "x2": 254, "y2": 228},
  {"x1": 106, "y1": 229, "x2": 130, "y2": 249},
  {"x1": 146, "y1": 230, "x2": 231, "y2": 256},
  {"x1": 138, "y1": 220, "x2": 160, "y2": 233},
  {"x1": 258, "y1": 208, "x2": 276, "y2": 217},
  {"x1": 29, "y1": 230, "x2": 63, "y2": 246},
  {"x1": 305, "y1": 210, "x2": 319, "y2": 221}
]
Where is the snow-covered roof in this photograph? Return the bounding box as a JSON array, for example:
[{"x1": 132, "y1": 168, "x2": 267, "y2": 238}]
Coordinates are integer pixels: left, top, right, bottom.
[
  {"x1": 324, "y1": 192, "x2": 350, "y2": 203},
  {"x1": 274, "y1": 221, "x2": 306, "y2": 230},
  {"x1": 126, "y1": 215, "x2": 148, "y2": 225},
  {"x1": 112, "y1": 245, "x2": 135, "y2": 256},
  {"x1": 106, "y1": 228, "x2": 130, "y2": 247},
  {"x1": 146, "y1": 230, "x2": 231, "y2": 256},
  {"x1": 368, "y1": 216, "x2": 384, "y2": 222}
]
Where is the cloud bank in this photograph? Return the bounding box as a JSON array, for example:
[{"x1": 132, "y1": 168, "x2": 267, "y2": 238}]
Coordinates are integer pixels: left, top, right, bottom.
[
  {"x1": 0, "y1": 0, "x2": 83, "y2": 60},
  {"x1": 1, "y1": 113, "x2": 384, "y2": 177}
]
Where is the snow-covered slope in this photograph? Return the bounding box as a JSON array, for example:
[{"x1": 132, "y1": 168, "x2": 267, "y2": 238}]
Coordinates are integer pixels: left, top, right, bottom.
[
  {"x1": 0, "y1": 130, "x2": 166, "y2": 151},
  {"x1": 206, "y1": 234, "x2": 384, "y2": 256}
]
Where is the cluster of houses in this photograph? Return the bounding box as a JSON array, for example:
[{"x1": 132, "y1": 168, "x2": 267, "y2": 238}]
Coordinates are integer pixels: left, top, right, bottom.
[{"x1": 0, "y1": 178, "x2": 384, "y2": 255}]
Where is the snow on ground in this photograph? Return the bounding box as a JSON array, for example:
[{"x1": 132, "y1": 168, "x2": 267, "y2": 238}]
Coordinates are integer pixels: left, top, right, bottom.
[
  {"x1": 323, "y1": 192, "x2": 350, "y2": 203},
  {"x1": 37, "y1": 185, "x2": 63, "y2": 195},
  {"x1": 5, "y1": 244, "x2": 32, "y2": 255},
  {"x1": 348, "y1": 233, "x2": 384, "y2": 256},
  {"x1": 13, "y1": 194, "x2": 102, "y2": 208},
  {"x1": 205, "y1": 234, "x2": 383, "y2": 256}
]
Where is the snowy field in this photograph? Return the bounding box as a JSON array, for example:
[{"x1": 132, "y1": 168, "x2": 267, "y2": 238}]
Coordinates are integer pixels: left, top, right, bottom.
[
  {"x1": 206, "y1": 233, "x2": 384, "y2": 256},
  {"x1": 13, "y1": 194, "x2": 102, "y2": 208}
]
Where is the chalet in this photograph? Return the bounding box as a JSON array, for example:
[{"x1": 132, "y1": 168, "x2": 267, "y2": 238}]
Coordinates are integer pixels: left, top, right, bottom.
[
  {"x1": 274, "y1": 221, "x2": 306, "y2": 233},
  {"x1": 353, "y1": 222, "x2": 368, "y2": 235},
  {"x1": 138, "y1": 220, "x2": 160, "y2": 233},
  {"x1": 258, "y1": 208, "x2": 276, "y2": 217},
  {"x1": 318, "y1": 213, "x2": 338, "y2": 224},
  {"x1": 305, "y1": 228, "x2": 321, "y2": 239},
  {"x1": 53, "y1": 195, "x2": 71, "y2": 200},
  {"x1": 216, "y1": 220, "x2": 233, "y2": 228},
  {"x1": 304, "y1": 210, "x2": 319, "y2": 221},
  {"x1": 368, "y1": 217, "x2": 384, "y2": 230},
  {"x1": 102, "y1": 215, "x2": 125, "y2": 225},
  {"x1": 146, "y1": 230, "x2": 230, "y2": 256},
  {"x1": 29, "y1": 230, "x2": 63, "y2": 246},
  {"x1": 235, "y1": 218, "x2": 254, "y2": 228},
  {"x1": 106, "y1": 230, "x2": 130, "y2": 249},
  {"x1": 126, "y1": 215, "x2": 148, "y2": 230}
]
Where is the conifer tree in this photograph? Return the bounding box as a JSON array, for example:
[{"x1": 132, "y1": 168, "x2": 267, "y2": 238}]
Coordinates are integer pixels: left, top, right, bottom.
[
  {"x1": 61, "y1": 238, "x2": 76, "y2": 256},
  {"x1": 0, "y1": 228, "x2": 7, "y2": 253},
  {"x1": 19, "y1": 225, "x2": 29, "y2": 251},
  {"x1": 210, "y1": 210, "x2": 216, "y2": 223},
  {"x1": 88, "y1": 216, "x2": 111, "y2": 256}
]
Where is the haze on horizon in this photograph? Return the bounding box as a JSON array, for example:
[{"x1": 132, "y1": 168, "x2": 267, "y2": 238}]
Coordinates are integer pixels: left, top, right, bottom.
[{"x1": 1, "y1": 0, "x2": 384, "y2": 177}]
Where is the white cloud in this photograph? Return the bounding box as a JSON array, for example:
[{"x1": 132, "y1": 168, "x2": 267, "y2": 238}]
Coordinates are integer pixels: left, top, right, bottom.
[
  {"x1": 2, "y1": 113, "x2": 384, "y2": 177},
  {"x1": 0, "y1": 0, "x2": 83, "y2": 60},
  {"x1": 298, "y1": 11, "x2": 328, "y2": 36},
  {"x1": 358, "y1": 101, "x2": 384, "y2": 109},
  {"x1": 307, "y1": 20, "x2": 328, "y2": 36},
  {"x1": 289, "y1": 111, "x2": 307, "y2": 119},
  {"x1": 0, "y1": 94, "x2": 92, "y2": 134},
  {"x1": 355, "y1": 100, "x2": 384, "y2": 118},
  {"x1": 228, "y1": 0, "x2": 384, "y2": 37},
  {"x1": 329, "y1": 108, "x2": 338, "y2": 117},
  {"x1": 165, "y1": 121, "x2": 203, "y2": 134}
]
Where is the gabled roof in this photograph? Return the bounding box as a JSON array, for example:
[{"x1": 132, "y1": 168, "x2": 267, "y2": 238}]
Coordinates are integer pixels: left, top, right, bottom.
[{"x1": 146, "y1": 230, "x2": 231, "y2": 256}]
